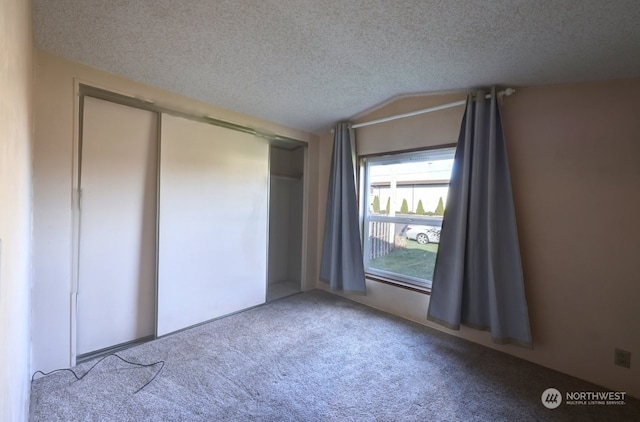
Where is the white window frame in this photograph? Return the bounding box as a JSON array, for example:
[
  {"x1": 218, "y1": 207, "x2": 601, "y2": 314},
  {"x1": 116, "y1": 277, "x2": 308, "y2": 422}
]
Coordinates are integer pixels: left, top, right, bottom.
[{"x1": 360, "y1": 147, "x2": 456, "y2": 290}]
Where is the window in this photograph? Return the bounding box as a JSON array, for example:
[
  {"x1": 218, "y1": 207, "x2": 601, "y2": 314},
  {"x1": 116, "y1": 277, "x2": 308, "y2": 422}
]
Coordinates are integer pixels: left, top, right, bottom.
[{"x1": 361, "y1": 147, "x2": 455, "y2": 290}]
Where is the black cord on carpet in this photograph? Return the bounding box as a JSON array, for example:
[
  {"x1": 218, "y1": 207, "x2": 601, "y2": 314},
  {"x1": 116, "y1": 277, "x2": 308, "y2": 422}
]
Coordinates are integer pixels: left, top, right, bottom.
[{"x1": 31, "y1": 353, "x2": 165, "y2": 394}]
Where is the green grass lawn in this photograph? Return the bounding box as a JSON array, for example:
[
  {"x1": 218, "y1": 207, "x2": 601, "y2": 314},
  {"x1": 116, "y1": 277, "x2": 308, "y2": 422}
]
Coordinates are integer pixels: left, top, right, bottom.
[{"x1": 370, "y1": 239, "x2": 439, "y2": 281}]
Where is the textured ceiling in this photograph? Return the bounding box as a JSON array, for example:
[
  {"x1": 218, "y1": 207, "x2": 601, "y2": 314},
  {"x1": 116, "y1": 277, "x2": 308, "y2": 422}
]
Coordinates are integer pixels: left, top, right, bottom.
[{"x1": 33, "y1": 0, "x2": 640, "y2": 133}]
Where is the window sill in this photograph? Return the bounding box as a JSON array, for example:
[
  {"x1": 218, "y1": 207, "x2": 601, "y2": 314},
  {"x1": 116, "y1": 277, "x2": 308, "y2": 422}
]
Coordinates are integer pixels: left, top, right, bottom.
[{"x1": 365, "y1": 273, "x2": 431, "y2": 295}]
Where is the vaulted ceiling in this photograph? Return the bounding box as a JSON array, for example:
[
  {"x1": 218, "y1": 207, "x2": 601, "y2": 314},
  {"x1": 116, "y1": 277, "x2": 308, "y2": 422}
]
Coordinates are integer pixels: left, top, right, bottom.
[{"x1": 33, "y1": 0, "x2": 640, "y2": 133}]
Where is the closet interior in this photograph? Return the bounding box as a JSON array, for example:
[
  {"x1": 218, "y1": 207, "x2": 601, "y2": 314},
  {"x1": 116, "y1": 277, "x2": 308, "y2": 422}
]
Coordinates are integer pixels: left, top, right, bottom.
[{"x1": 267, "y1": 145, "x2": 305, "y2": 301}]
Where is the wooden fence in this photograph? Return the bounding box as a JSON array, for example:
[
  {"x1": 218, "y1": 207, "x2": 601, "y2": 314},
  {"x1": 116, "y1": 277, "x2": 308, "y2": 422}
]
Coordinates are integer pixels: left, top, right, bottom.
[{"x1": 369, "y1": 221, "x2": 395, "y2": 259}]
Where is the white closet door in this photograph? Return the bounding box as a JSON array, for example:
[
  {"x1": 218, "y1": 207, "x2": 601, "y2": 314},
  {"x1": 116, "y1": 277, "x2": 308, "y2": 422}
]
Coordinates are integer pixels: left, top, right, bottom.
[
  {"x1": 77, "y1": 97, "x2": 157, "y2": 355},
  {"x1": 157, "y1": 114, "x2": 268, "y2": 336}
]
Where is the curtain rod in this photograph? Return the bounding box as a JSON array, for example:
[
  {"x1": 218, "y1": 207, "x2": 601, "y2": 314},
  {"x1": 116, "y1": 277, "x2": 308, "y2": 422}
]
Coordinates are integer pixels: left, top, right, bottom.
[{"x1": 351, "y1": 88, "x2": 515, "y2": 129}]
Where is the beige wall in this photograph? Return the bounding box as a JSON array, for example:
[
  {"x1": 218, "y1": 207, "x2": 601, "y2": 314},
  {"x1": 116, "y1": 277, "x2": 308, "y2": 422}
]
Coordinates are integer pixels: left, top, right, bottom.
[
  {"x1": 317, "y1": 79, "x2": 640, "y2": 398},
  {"x1": 353, "y1": 92, "x2": 466, "y2": 155},
  {"x1": 0, "y1": 0, "x2": 33, "y2": 419},
  {"x1": 32, "y1": 50, "x2": 317, "y2": 372}
]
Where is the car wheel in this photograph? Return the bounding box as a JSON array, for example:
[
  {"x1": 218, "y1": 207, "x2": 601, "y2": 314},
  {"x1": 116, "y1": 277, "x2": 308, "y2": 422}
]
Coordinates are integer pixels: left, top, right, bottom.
[{"x1": 416, "y1": 233, "x2": 429, "y2": 244}]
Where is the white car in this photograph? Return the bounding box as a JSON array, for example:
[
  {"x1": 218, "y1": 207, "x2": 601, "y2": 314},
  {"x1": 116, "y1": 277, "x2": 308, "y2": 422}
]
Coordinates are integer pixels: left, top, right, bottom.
[{"x1": 405, "y1": 225, "x2": 441, "y2": 244}]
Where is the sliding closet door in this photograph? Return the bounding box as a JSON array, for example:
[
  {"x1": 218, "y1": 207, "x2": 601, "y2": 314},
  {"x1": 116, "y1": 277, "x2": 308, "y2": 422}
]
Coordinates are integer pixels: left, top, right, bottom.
[
  {"x1": 157, "y1": 114, "x2": 269, "y2": 336},
  {"x1": 77, "y1": 97, "x2": 157, "y2": 356}
]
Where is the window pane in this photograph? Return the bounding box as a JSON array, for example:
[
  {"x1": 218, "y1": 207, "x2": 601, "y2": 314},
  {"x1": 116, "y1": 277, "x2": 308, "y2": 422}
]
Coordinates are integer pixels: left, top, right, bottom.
[
  {"x1": 367, "y1": 221, "x2": 439, "y2": 283},
  {"x1": 363, "y1": 148, "x2": 454, "y2": 288}
]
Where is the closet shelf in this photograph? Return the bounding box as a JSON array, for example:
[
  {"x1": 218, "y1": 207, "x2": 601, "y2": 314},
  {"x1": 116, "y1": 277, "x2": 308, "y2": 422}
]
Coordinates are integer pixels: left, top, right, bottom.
[{"x1": 271, "y1": 172, "x2": 303, "y2": 181}]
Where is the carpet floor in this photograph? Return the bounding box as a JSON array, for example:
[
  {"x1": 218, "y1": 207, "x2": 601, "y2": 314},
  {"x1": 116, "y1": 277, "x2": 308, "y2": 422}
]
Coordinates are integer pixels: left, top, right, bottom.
[{"x1": 30, "y1": 289, "x2": 639, "y2": 421}]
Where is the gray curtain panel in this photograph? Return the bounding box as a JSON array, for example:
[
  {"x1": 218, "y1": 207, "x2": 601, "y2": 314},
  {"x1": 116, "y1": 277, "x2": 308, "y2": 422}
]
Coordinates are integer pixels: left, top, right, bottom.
[
  {"x1": 320, "y1": 123, "x2": 366, "y2": 294},
  {"x1": 427, "y1": 88, "x2": 532, "y2": 348}
]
